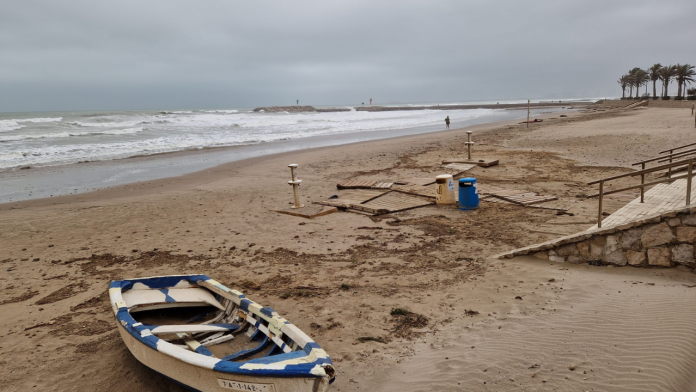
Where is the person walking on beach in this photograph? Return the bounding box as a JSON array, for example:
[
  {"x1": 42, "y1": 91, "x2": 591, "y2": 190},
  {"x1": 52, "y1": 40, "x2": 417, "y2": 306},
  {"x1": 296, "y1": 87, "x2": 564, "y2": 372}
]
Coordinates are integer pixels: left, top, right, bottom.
[{"x1": 445, "y1": 116, "x2": 450, "y2": 129}]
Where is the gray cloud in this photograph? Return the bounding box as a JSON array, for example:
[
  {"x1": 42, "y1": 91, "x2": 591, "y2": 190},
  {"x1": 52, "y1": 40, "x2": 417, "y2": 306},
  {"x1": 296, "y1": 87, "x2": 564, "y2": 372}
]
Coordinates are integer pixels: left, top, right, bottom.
[{"x1": 1, "y1": 0, "x2": 694, "y2": 112}]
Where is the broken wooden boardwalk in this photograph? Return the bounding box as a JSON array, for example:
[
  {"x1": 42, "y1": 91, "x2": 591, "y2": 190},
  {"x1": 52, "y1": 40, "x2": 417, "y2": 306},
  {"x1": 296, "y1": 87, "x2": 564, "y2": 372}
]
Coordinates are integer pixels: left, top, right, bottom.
[
  {"x1": 317, "y1": 189, "x2": 387, "y2": 208},
  {"x1": 271, "y1": 205, "x2": 338, "y2": 219},
  {"x1": 336, "y1": 180, "x2": 394, "y2": 190},
  {"x1": 336, "y1": 180, "x2": 378, "y2": 189},
  {"x1": 360, "y1": 192, "x2": 433, "y2": 214},
  {"x1": 442, "y1": 158, "x2": 499, "y2": 167},
  {"x1": 478, "y1": 184, "x2": 557, "y2": 206},
  {"x1": 316, "y1": 189, "x2": 433, "y2": 216},
  {"x1": 443, "y1": 163, "x2": 476, "y2": 174},
  {"x1": 394, "y1": 178, "x2": 436, "y2": 186},
  {"x1": 391, "y1": 184, "x2": 439, "y2": 199}
]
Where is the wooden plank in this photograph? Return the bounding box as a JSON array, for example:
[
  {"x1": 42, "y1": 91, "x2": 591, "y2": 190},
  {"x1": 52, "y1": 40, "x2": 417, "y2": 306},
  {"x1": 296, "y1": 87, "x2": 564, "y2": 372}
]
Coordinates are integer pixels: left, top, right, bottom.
[
  {"x1": 339, "y1": 189, "x2": 388, "y2": 203},
  {"x1": 315, "y1": 189, "x2": 389, "y2": 211},
  {"x1": 443, "y1": 163, "x2": 476, "y2": 175},
  {"x1": 491, "y1": 194, "x2": 558, "y2": 206},
  {"x1": 483, "y1": 197, "x2": 568, "y2": 211},
  {"x1": 395, "y1": 177, "x2": 436, "y2": 186},
  {"x1": 371, "y1": 182, "x2": 394, "y2": 189},
  {"x1": 337, "y1": 180, "x2": 378, "y2": 189},
  {"x1": 347, "y1": 204, "x2": 388, "y2": 215},
  {"x1": 442, "y1": 158, "x2": 499, "y2": 167},
  {"x1": 361, "y1": 192, "x2": 433, "y2": 213},
  {"x1": 315, "y1": 200, "x2": 354, "y2": 208},
  {"x1": 477, "y1": 184, "x2": 559, "y2": 207},
  {"x1": 391, "y1": 184, "x2": 437, "y2": 199},
  {"x1": 345, "y1": 208, "x2": 376, "y2": 216},
  {"x1": 271, "y1": 205, "x2": 338, "y2": 219},
  {"x1": 477, "y1": 184, "x2": 524, "y2": 196},
  {"x1": 444, "y1": 163, "x2": 476, "y2": 171}
]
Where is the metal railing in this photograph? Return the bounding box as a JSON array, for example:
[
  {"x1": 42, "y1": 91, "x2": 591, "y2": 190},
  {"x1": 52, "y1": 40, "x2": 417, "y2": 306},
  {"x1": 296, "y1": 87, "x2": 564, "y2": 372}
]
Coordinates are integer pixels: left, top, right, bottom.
[
  {"x1": 588, "y1": 158, "x2": 695, "y2": 228},
  {"x1": 632, "y1": 142, "x2": 696, "y2": 179}
]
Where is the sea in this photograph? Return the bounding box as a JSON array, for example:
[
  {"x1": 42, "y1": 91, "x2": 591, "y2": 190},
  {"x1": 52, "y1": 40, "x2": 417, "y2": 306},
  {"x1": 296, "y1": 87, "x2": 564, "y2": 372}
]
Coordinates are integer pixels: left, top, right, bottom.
[{"x1": 0, "y1": 99, "x2": 596, "y2": 202}]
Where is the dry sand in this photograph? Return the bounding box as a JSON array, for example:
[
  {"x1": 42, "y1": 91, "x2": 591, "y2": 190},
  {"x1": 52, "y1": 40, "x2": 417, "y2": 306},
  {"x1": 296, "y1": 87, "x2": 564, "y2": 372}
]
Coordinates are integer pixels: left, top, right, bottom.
[{"x1": 1, "y1": 105, "x2": 696, "y2": 391}]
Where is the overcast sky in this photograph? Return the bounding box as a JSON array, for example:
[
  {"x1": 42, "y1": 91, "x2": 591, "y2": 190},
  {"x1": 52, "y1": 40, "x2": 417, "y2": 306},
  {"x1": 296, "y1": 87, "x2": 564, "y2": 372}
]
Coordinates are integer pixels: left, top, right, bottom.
[{"x1": 1, "y1": 0, "x2": 694, "y2": 112}]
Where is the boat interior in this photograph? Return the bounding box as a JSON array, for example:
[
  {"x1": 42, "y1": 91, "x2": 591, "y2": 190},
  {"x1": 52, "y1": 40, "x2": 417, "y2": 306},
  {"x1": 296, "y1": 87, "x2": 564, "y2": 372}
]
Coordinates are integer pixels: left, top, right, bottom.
[{"x1": 124, "y1": 285, "x2": 299, "y2": 362}]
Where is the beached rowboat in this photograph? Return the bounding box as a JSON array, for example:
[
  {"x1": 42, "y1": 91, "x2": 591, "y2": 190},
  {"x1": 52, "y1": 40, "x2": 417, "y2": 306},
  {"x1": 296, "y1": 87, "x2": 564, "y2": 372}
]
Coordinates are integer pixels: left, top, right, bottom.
[{"x1": 109, "y1": 275, "x2": 336, "y2": 391}]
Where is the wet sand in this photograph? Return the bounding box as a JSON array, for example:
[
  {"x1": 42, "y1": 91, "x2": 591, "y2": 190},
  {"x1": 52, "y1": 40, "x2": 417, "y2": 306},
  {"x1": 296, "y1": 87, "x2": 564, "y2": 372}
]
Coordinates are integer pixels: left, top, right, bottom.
[{"x1": 2, "y1": 105, "x2": 696, "y2": 391}]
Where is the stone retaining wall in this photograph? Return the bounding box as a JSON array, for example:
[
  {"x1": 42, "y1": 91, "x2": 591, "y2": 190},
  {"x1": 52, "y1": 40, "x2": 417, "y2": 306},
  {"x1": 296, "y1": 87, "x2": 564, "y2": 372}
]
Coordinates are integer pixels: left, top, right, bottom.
[
  {"x1": 646, "y1": 100, "x2": 696, "y2": 109},
  {"x1": 595, "y1": 99, "x2": 695, "y2": 109},
  {"x1": 499, "y1": 206, "x2": 696, "y2": 268}
]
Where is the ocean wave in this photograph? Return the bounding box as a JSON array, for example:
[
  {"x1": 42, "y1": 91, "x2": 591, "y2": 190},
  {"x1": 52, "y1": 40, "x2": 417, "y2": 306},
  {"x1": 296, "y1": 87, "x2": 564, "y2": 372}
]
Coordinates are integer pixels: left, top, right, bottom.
[
  {"x1": 70, "y1": 120, "x2": 141, "y2": 128},
  {"x1": 0, "y1": 152, "x2": 26, "y2": 161},
  {"x1": 202, "y1": 110, "x2": 239, "y2": 114},
  {"x1": 0, "y1": 107, "x2": 509, "y2": 169},
  {"x1": 158, "y1": 111, "x2": 194, "y2": 115},
  {"x1": 0, "y1": 117, "x2": 63, "y2": 132},
  {"x1": 0, "y1": 128, "x2": 145, "y2": 142},
  {"x1": 0, "y1": 120, "x2": 24, "y2": 133},
  {"x1": 19, "y1": 117, "x2": 63, "y2": 123}
]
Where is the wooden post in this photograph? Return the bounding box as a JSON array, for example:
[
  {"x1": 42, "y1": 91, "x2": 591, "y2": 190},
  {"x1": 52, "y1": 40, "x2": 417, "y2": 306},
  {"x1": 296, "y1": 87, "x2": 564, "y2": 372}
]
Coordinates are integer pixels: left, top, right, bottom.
[
  {"x1": 640, "y1": 162, "x2": 645, "y2": 203},
  {"x1": 288, "y1": 164, "x2": 304, "y2": 209},
  {"x1": 668, "y1": 149, "x2": 673, "y2": 178},
  {"x1": 597, "y1": 180, "x2": 604, "y2": 228},
  {"x1": 687, "y1": 159, "x2": 693, "y2": 205},
  {"x1": 465, "y1": 131, "x2": 473, "y2": 160},
  {"x1": 527, "y1": 100, "x2": 530, "y2": 129}
]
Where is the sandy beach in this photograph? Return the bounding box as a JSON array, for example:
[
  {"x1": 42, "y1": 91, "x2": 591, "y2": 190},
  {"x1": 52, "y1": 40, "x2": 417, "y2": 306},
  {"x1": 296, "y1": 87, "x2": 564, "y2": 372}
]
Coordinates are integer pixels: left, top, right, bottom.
[{"x1": 2, "y1": 105, "x2": 696, "y2": 391}]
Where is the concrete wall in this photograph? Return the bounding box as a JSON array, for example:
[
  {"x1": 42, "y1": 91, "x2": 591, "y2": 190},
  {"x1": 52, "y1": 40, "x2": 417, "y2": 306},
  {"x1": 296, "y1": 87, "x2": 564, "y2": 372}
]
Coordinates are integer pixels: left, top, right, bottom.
[{"x1": 500, "y1": 206, "x2": 696, "y2": 268}]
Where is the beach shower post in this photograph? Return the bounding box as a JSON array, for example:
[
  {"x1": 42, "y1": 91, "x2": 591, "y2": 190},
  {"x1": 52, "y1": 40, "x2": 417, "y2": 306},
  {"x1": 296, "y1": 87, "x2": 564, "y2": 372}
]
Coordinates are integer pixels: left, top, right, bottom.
[
  {"x1": 465, "y1": 131, "x2": 474, "y2": 160},
  {"x1": 527, "y1": 100, "x2": 530, "y2": 129},
  {"x1": 288, "y1": 164, "x2": 304, "y2": 209}
]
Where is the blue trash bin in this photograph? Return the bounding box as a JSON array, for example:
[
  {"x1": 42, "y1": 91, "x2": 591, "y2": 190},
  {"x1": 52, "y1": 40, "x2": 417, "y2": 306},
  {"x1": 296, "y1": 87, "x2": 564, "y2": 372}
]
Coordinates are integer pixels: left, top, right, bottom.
[{"x1": 458, "y1": 177, "x2": 479, "y2": 210}]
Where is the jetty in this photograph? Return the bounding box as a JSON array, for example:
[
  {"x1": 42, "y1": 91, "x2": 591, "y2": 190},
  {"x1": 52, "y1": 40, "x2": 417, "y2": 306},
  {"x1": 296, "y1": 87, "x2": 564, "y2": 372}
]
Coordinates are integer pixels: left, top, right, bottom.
[{"x1": 252, "y1": 101, "x2": 580, "y2": 113}]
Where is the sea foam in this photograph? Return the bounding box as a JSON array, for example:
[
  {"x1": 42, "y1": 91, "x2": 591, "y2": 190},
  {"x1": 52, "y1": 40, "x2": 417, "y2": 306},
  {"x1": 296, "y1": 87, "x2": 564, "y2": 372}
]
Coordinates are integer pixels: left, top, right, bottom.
[{"x1": 0, "y1": 108, "x2": 495, "y2": 169}]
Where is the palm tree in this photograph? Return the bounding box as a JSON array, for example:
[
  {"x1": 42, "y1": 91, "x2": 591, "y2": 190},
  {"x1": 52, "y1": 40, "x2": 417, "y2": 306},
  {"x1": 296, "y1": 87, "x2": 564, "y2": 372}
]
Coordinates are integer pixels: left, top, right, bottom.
[
  {"x1": 675, "y1": 64, "x2": 695, "y2": 98},
  {"x1": 627, "y1": 68, "x2": 636, "y2": 98},
  {"x1": 626, "y1": 68, "x2": 647, "y2": 98},
  {"x1": 648, "y1": 63, "x2": 662, "y2": 98},
  {"x1": 634, "y1": 69, "x2": 649, "y2": 98},
  {"x1": 618, "y1": 75, "x2": 629, "y2": 98},
  {"x1": 659, "y1": 65, "x2": 677, "y2": 98}
]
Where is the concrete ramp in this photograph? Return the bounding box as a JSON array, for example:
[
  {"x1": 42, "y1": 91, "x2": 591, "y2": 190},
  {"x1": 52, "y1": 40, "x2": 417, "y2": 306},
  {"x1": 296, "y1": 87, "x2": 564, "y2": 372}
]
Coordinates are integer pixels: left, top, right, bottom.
[
  {"x1": 622, "y1": 100, "x2": 648, "y2": 110},
  {"x1": 591, "y1": 179, "x2": 696, "y2": 230}
]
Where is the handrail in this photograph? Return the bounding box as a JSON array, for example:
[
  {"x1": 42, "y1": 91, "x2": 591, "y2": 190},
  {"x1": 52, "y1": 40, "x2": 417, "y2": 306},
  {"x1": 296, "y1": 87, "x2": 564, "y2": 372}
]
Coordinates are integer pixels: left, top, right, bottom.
[
  {"x1": 588, "y1": 158, "x2": 696, "y2": 185},
  {"x1": 657, "y1": 150, "x2": 696, "y2": 164},
  {"x1": 632, "y1": 147, "x2": 696, "y2": 166},
  {"x1": 659, "y1": 142, "x2": 696, "y2": 154},
  {"x1": 588, "y1": 158, "x2": 694, "y2": 228},
  {"x1": 586, "y1": 172, "x2": 690, "y2": 198}
]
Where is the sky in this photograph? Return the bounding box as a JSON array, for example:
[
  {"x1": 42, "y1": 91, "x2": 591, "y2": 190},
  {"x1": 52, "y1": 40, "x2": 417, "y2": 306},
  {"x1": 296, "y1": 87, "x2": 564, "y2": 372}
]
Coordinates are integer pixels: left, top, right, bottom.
[{"x1": 1, "y1": 0, "x2": 695, "y2": 112}]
